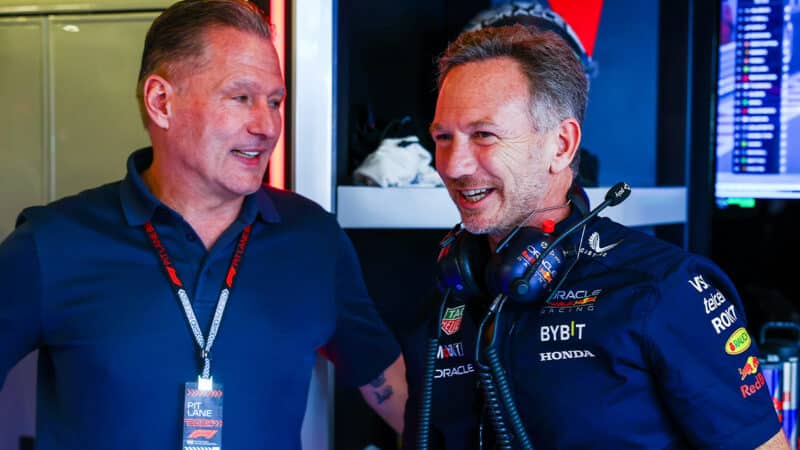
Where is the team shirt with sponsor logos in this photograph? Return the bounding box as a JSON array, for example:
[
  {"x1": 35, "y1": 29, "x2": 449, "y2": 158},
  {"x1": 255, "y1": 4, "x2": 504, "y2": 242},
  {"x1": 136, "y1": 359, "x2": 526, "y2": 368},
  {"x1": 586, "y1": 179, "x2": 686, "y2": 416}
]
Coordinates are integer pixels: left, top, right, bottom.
[
  {"x1": 400, "y1": 295, "x2": 482, "y2": 450},
  {"x1": 402, "y1": 209, "x2": 781, "y2": 450}
]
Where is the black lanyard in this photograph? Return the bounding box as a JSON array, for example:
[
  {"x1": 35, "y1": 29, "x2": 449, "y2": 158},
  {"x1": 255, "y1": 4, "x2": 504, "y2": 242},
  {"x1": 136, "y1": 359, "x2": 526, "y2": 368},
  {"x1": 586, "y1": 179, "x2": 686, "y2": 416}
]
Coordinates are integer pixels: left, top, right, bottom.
[{"x1": 144, "y1": 221, "x2": 252, "y2": 379}]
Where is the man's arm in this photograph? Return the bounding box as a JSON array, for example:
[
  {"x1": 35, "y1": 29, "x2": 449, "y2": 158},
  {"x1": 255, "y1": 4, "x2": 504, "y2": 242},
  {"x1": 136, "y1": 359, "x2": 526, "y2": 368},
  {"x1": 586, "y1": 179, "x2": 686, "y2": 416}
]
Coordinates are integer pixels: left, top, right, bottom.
[
  {"x1": 0, "y1": 220, "x2": 44, "y2": 385},
  {"x1": 358, "y1": 354, "x2": 408, "y2": 434},
  {"x1": 757, "y1": 430, "x2": 790, "y2": 450}
]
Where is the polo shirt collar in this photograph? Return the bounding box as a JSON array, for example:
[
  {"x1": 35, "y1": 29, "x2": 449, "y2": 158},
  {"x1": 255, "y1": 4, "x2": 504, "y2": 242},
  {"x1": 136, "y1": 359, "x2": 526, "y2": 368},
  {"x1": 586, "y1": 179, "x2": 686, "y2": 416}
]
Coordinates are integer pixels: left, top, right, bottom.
[
  {"x1": 554, "y1": 185, "x2": 594, "y2": 251},
  {"x1": 120, "y1": 147, "x2": 282, "y2": 226}
]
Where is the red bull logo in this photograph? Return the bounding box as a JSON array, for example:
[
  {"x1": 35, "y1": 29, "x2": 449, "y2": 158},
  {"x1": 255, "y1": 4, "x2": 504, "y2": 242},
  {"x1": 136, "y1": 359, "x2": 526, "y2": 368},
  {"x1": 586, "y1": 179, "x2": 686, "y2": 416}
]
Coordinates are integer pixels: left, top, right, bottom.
[
  {"x1": 740, "y1": 372, "x2": 766, "y2": 398},
  {"x1": 738, "y1": 356, "x2": 759, "y2": 380}
]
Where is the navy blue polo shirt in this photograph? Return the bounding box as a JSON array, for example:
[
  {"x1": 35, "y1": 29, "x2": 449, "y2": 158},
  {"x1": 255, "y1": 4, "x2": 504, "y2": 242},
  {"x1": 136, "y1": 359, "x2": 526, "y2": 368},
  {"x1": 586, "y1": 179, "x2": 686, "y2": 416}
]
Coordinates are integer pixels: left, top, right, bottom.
[
  {"x1": 402, "y1": 206, "x2": 781, "y2": 449},
  {"x1": 0, "y1": 148, "x2": 400, "y2": 449}
]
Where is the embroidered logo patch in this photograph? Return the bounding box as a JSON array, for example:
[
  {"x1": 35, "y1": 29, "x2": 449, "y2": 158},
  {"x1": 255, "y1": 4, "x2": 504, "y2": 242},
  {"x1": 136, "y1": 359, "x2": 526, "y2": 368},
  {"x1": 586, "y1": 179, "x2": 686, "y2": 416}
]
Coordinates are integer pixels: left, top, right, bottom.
[
  {"x1": 441, "y1": 305, "x2": 465, "y2": 335},
  {"x1": 587, "y1": 232, "x2": 622, "y2": 255},
  {"x1": 725, "y1": 327, "x2": 751, "y2": 355}
]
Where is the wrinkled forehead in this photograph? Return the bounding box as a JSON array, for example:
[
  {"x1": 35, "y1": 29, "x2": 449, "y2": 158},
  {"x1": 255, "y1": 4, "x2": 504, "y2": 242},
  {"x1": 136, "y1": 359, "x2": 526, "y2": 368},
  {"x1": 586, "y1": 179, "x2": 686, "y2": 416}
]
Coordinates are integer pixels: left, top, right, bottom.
[{"x1": 436, "y1": 58, "x2": 531, "y2": 111}]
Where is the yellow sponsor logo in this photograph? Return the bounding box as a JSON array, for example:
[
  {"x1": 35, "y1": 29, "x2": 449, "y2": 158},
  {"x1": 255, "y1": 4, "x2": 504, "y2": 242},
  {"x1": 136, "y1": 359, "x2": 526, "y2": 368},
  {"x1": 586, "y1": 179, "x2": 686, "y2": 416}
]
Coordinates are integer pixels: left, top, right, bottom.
[{"x1": 725, "y1": 327, "x2": 751, "y2": 355}]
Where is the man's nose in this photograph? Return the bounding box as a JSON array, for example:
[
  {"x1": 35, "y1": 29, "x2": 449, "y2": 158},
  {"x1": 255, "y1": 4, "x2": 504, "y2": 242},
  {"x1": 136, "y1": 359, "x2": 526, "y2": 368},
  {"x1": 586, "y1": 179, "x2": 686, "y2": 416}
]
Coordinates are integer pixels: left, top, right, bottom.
[
  {"x1": 248, "y1": 99, "x2": 281, "y2": 139},
  {"x1": 436, "y1": 136, "x2": 477, "y2": 180}
]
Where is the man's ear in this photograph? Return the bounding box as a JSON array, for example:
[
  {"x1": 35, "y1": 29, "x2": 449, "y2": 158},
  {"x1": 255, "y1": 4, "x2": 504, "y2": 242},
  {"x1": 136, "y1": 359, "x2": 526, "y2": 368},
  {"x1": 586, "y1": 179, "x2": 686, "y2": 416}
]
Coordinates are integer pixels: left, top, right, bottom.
[
  {"x1": 550, "y1": 117, "x2": 581, "y2": 174},
  {"x1": 143, "y1": 74, "x2": 174, "y2": 129}
]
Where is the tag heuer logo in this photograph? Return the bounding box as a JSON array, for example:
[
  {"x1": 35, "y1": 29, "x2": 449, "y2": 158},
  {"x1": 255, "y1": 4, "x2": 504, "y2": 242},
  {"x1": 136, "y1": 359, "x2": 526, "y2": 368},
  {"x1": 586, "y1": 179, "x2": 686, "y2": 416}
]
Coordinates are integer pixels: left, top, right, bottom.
[{"x1": 441, "y1": 305, "x2": 465, "y2": 335}]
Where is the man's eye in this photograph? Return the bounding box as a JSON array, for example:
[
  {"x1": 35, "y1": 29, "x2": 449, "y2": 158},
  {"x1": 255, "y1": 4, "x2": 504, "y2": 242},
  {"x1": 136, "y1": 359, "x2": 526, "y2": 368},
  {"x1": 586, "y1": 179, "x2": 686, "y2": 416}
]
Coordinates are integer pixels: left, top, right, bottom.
[
  {"x1": 433, "y1": 133, "x2": 452, "y2": 142},
  {"x1": 232, "y1": 95, "x2": 249, "y2": 102},
  {"x1": 473, "y1": 131, "x2": 498, "y2": 144},
  {"x1": 268, "y1": 98, "x2": 282, "y2": 109}
]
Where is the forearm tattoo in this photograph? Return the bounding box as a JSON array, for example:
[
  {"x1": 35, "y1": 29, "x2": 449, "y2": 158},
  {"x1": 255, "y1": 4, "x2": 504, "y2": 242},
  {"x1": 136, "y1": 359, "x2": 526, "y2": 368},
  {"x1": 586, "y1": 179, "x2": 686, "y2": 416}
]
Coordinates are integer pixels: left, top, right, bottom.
[{"x1": 368, "y1": 372, "x2": 394, "y2": 405}]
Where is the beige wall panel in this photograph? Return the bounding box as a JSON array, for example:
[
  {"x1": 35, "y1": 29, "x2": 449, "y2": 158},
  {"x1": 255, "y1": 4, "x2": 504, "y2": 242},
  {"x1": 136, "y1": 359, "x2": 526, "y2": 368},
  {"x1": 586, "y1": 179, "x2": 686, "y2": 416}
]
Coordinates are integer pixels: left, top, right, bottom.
[
  {"x1": 0, "y1": 18, "x2": 46, "y2": 240},
  {"x1": 50, "y1": 13, "x2": 155, "y2": 199},
  {"x1": 0, "y1": 0, "x2": 173, "y2": 15}
]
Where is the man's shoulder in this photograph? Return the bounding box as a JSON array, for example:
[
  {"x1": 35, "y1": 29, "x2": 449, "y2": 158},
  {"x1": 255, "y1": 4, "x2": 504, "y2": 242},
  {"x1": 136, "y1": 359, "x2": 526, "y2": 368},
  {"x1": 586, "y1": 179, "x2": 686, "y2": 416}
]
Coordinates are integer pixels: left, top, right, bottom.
[
  {"x1": 589, "y1": 218, "x2": 733, "y2": 302},
  {"x1": 259, "y1": 185, "x2": 337, "y2": 228},
  {"x1": 588, "y1": 218, "x2": 696, "y2": 277},
  {"x1": 17, "y1": 181, "x2": 123, "y2": 232}
]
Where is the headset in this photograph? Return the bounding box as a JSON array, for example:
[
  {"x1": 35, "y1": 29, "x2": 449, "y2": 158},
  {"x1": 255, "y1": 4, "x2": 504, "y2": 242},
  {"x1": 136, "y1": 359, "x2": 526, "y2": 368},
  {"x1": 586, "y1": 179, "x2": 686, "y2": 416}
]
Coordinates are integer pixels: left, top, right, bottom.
[
  {"x1": 419, "y1": 183, "x2": 631, "y2": 450},
  {"x1": 436, "y1": 182, "x2": 630, "y2": 305}
]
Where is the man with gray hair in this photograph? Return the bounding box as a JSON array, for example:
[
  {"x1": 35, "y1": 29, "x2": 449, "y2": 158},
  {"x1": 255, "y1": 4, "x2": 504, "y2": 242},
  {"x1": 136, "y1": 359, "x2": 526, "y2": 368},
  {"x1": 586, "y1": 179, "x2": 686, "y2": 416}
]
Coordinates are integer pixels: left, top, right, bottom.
[
  {"x1": 400, "y1": 24, "x2": 787, "y2": 449},
  {"x1": 0, "y1": 1, "x2": 406, "y2": 448}
]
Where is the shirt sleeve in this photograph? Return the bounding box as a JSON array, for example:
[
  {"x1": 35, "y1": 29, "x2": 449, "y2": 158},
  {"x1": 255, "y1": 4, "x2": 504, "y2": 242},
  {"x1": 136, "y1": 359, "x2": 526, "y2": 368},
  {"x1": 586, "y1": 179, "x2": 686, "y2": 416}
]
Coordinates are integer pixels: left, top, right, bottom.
[
  {"x1": 643, "y1": 256, "x2": 782, "y2": 450},
  {"x1": 0, "y1": 220, "x2": 44, "y2": 387},
  {"x1": 323, "y1": 225, "x2": 401, "y2": 387}
]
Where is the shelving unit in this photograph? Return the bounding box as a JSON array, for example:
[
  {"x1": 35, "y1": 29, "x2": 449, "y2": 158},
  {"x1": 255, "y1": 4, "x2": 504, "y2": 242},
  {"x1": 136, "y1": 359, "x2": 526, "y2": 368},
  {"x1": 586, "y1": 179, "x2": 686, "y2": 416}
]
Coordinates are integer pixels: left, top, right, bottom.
[{"x1": 337, "y1": 186, "x2": 687, "y2": 229}]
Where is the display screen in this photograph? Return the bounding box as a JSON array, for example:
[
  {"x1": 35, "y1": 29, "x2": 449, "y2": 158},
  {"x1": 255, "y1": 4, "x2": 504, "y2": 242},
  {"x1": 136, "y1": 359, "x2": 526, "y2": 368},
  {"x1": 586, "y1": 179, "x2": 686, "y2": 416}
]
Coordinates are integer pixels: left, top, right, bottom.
[{"x1": 715, "y1": 0, "x2": 800, "y2": 201}]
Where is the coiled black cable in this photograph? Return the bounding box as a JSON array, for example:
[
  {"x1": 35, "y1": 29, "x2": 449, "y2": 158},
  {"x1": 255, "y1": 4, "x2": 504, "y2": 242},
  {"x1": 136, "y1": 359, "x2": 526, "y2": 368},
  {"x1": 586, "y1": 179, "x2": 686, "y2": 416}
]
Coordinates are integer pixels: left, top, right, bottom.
[
  {"x1": 475, "y1": 294, "x2": 535, "y2": 450},
  {"x1": 476, "y1": 360, "x2": 514, "y2": 448},
  {"x1": 486, "y1": 345, "x2": 534, "y2": 450},
  {"x1": 417, "y1": 289, "x2": 451, "y2": 450}
]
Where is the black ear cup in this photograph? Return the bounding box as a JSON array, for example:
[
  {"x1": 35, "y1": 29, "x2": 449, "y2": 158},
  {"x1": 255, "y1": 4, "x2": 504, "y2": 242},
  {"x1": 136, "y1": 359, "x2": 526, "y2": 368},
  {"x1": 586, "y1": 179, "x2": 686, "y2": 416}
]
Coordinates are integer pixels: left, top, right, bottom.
[
  {"x1": 437, "y1": 226, "x2": 566, "y2": 304},
  {"x1": 486, "y1": 227, "x2": 567, "y2": 303},
  {"x1": 436, "y1": 230, "x2": 490, "y2": 301}
]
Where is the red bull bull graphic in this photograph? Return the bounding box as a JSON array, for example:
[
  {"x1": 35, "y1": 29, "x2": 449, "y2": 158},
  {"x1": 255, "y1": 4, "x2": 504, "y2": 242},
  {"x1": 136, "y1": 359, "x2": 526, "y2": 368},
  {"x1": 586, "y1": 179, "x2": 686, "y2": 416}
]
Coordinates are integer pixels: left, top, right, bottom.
[{"x1": 738, "y1": 356, "x2": 759, "y2": 381}]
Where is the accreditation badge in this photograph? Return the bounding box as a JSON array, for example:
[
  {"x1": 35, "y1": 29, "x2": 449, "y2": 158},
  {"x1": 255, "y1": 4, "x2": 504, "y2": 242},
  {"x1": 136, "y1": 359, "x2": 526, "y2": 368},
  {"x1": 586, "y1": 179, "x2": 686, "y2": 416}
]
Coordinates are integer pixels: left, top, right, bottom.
[{"x1": 182, "y1": 378, "x2": 223, "y2": 450}]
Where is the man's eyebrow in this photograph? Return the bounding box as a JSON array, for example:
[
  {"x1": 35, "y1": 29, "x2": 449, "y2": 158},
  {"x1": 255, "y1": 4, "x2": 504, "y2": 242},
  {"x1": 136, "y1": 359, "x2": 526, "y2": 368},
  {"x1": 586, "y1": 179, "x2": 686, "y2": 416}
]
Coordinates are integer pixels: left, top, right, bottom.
[
  {"x1": 270, "y1": 87, "x2": 287, "y2": 98},
  {"x1": 223, "y1": 80, "x2": 286, "y2": 98},
  {"x1": 429, "y1": 120, "x2": 498, "y2": 134}
]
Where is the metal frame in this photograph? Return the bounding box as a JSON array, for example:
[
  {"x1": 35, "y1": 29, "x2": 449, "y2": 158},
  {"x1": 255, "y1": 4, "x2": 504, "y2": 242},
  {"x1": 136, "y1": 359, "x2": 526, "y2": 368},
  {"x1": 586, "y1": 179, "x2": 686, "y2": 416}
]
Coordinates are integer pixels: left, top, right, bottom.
[{"x1": 292, "y1": 1, "x2": 336, "y2": 449}]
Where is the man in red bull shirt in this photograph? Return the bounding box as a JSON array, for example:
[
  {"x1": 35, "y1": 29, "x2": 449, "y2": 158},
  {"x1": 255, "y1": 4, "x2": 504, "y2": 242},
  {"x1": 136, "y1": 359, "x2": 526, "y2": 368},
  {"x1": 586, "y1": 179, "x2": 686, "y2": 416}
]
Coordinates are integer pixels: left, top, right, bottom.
[{"x1": 399, "y1": 9, "x2": 789, "y2": 450}]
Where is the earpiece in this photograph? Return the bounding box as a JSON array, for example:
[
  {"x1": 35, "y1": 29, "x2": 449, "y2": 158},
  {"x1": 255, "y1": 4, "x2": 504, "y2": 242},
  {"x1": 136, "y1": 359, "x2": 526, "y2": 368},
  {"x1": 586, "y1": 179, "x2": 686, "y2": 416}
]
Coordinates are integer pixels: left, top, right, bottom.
[
  {"x1": 436, "y1": 182, "x2": 631, "y2": 305},
  {"x1": 486, "y1": 220, "x2": 568, "y2": 303},
  {"x1": 436, "y1": 224, "x2": 490, "y2": 301}
]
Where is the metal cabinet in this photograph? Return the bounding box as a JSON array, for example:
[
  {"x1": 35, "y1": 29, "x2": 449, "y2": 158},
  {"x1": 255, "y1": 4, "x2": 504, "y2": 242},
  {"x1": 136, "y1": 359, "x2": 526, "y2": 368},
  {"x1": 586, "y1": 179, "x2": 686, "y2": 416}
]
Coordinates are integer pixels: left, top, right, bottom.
[
  {"x1": 49, "y1": 13, "x2": 155, "y2": 199},
  {"x1": 0, "y1": 12, "x2": 156, "y2": 237},
  {"x1": 0, "y1": 17, "x2": 47, "y2": 240}
]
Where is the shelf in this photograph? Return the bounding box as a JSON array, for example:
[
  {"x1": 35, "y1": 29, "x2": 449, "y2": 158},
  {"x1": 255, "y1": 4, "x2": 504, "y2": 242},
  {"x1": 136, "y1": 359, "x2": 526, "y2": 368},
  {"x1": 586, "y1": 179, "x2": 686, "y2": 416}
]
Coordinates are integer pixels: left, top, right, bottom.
[{"x1": 336, "y1": 186, "x2": 687, "y2": 229}]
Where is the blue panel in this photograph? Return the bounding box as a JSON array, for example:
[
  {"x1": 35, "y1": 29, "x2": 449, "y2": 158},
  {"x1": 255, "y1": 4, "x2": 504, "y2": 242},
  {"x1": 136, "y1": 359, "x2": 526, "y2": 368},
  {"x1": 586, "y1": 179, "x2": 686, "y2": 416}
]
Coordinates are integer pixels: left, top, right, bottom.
[{"x1": 582, "y1": 0, "x2": 660, "y2": 187}]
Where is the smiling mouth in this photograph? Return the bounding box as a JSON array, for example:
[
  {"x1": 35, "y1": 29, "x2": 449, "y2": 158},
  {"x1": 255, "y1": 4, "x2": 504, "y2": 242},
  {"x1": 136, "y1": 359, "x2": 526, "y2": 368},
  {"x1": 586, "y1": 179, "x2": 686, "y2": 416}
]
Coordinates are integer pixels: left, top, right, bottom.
[
  {"x1": 460, "y1": 188, "x2": 493, "y2": 202},
  {"x1": 231, "y1": 149, "x2": 261, "y2": 159}
]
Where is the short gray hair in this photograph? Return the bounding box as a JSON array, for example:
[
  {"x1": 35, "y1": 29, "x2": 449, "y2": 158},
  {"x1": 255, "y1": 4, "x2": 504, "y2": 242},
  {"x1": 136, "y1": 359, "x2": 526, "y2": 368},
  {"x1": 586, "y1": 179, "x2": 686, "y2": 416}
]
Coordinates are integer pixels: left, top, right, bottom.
[
  {"x1": 136, "y1": 0, "x2": 272, "y2": 125},
  {"x1": 437, "y1": 24, "x2": 588, "y2": 175}
]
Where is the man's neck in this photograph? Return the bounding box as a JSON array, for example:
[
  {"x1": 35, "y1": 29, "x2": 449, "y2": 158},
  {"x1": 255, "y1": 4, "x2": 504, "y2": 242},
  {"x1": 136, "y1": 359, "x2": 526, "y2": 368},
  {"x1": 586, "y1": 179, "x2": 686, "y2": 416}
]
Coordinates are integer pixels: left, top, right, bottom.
[
  {"x1": 487, "y1": 177, "x2": 574, "y2": 251},
  {"x1": 141, "y1": 167, "x2": 244, "y2": 250}
]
